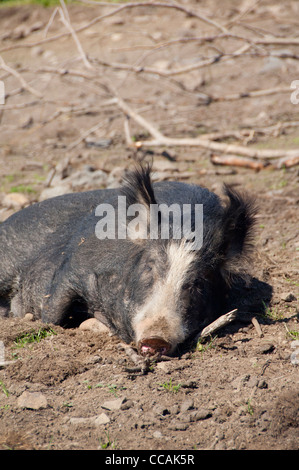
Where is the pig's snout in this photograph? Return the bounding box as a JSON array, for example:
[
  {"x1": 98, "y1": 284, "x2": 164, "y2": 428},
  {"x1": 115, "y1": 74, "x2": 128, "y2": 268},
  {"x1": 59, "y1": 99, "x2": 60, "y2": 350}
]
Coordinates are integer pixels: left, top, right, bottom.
[{"x1": 138, "y1": 337, "x2": 171, "y2": 357}]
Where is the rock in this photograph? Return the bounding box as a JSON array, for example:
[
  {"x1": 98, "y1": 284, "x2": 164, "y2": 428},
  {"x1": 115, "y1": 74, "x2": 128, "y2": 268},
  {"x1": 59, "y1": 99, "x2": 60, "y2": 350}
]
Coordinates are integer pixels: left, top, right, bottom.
[
  {"x1": 153, "y1": 431, "x2": 163, "y2": 439},
  {"x1": 180, "y1": 398, "x2": 194, "y2": 413},
  {"x1": 256, "y1": 342, "x2": 275, "y2": 354},
  {"x1": 79, "y1": 318, "x2": 110, "y2": 334},
  {"x1": 39, "y1": 185, "x2": 71, "y2": 201},
  {"x1": 17, "y1": 391, "x2": 47, "y2": 410},
  {"x1": 2, "y1": 193, "x2": 29, "y2": 209},
  {"x1": 101, "y1": 397, "x2": 127, "y2": 411},
  {"x1": 69, "y1": 413, "x2": 110, "y2": 426},
  {"x1": 93, "y1": 413, "x2": 111, "y2": 426},
  {"x1": 120, "y1": 399, "x2": 134, "y2": 411},
  {"x1": 23, "y1": 313, "x2": 34, "y2": 321},
  {"x1": 281, "y1": 293, "x2": 297, "y2": 302},
  {"x1": 168, "y1": 421, "x2": 189, "y2": 431}
]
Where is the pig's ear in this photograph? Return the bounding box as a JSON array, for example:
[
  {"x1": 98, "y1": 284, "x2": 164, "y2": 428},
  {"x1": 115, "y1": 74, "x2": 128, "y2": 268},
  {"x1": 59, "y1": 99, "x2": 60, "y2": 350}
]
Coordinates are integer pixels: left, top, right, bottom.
[
  {"x1": 121, "y1": 163, "x2": 157, "y2": 207},
  {"x1": 220, "y1": 184, "x2": 257, "y2": 284},
  {"x1": 121, "y1": 164, "x2": 157, "y2": 241}
]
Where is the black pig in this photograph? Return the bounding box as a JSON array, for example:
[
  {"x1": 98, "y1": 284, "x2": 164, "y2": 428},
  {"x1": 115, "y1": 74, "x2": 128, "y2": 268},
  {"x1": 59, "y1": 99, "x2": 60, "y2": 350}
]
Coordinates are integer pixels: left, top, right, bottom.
[{"x1": 0, "y1": 166, "x2": 256, "y2": 355}]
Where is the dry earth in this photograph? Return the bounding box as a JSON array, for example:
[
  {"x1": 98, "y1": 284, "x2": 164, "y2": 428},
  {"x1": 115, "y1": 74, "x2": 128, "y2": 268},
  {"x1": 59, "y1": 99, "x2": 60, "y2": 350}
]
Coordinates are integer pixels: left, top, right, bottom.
[{"x1": 0, "y1": 1, "x2": 298, "y2": 451}]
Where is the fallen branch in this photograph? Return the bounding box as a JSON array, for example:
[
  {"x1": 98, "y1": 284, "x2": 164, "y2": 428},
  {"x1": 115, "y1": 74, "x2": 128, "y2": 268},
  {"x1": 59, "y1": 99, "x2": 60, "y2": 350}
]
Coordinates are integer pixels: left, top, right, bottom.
[
  {"x1": 195, "y1": 309, "x2": 238, "y2": 342},
  {"x1": 210, "y1": 154, "x2": 267, "y2": 171},
  {"x1": 251, "y1": 317, "x2": 264, "y2": 338},
  {"x1": 58, "y1": 1, "x2": 93, "y2": 70},
  {"x1": 275, "y1": 155, "x2": 299, "y2": 169},
  {"x1": 113, "y1": 95, "x2": 299, "y2": 161},
  {"x1": 0, "y1": 55, "x2": 43, "y2": 99}
]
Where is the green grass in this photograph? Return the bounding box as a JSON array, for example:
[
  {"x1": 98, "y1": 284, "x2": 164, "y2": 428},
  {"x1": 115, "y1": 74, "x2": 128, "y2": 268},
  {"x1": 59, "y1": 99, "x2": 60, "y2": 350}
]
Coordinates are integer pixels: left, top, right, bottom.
[
  {"x1": 0, "y1": 0, "x2": 63, "y2": 6},
  {"x1": 10, "y1": 184, "x2": 37, "y2": 194},
  {"x1": 159, "y1": 378, "x2": 181, "y2": 393},
  {"x1": 13, "y1": 326, "x2": 56, "y2": 348},
  {"x1": 99, "y1": 430, "x2": 117, "y2": 450}
]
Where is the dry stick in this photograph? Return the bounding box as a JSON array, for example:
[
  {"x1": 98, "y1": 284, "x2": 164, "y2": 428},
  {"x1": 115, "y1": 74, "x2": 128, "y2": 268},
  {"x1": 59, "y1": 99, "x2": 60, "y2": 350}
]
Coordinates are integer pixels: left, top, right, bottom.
[
  {"x1": 210, "y1": 154, "x2": 267, "y2": 171},
  {"x1": 251, "y1": 317, "x2": 264, "y2": 338},
  {"x1": 58, "y1": 2, "x2": 93, "y2": 70},
  {"x1": 113, "y1": 95, "x2": 299, "y2": 160},
  {"x1": 0, "y1": 1, "x2": 229, "y2": 55},
  {"x1": 78, "y1": 0, "x2": 228, "y2": 34},
  {"x1": 0, "y1": 55, "x2": 43, "y2": 99},
  {"x1": 275, "y1": 155, "x2": 299, "y2": 169},
  {"x1": 196, "y1": 309, "x2": 238, "y2": 342}
]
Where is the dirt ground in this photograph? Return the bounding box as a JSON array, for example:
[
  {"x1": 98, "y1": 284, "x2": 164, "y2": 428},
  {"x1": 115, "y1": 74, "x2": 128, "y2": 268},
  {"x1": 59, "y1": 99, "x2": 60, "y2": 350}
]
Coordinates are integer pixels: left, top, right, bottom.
[{"x1": 0, "y1": 1, "x2": 298, "y2": 450}]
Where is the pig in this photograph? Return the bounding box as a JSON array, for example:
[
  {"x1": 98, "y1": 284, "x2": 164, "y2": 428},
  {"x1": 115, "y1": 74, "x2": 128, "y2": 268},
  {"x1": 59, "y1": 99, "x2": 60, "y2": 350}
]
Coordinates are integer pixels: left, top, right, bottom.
[{"x1": 0, "y1": 165, "x2": 256, "y2": 356}]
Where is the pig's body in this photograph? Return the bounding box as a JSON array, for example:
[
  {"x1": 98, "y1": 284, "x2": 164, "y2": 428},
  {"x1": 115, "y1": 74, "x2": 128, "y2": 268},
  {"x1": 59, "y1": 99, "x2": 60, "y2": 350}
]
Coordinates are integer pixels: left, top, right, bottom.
[{"x1": 0, "y1": 167, "x2": 255, "y2": 355}]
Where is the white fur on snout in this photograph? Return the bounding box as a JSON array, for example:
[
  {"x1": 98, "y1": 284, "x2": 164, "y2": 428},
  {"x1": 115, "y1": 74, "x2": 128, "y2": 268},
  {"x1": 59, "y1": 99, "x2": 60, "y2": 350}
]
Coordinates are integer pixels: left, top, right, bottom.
[{"x1": 133, "y1": 241, "x2": 196, "y2": 350}]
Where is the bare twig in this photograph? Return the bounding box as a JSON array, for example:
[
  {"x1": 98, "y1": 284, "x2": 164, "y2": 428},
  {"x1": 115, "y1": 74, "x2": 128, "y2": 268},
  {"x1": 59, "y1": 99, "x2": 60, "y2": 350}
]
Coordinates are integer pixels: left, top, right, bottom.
[
  {"x1": 58, "y1": 1, "x2": 93, "y2": 70},
  {"x1": 195, "y1": 309, "x2": 238, "y2": 342},
  {"x1": 0, "y1": 55, "x2": 43, "y2": 99},
  {"x1": 112, "y1": 95, "x2": 299, "y2": 161},
  {"x1": 210, "y1": 154, "x2": 267, "y2": 171},
  {"x1": 251, "y1": 317, "x2": 264, "y2": 338}
]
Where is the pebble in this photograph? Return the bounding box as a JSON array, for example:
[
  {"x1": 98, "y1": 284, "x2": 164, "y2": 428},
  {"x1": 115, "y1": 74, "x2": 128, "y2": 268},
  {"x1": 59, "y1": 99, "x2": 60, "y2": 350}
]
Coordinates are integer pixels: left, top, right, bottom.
[
  {"x1": 69, "y1": 413, "x2": 110, "y2": 426},
  {"x1": 79, "y1": 318, "x2": 110, "y2": 334},
  {"x1": 180, "y1": 398, "x2": 194, "y2": 413},
  {"x1": 17, "y1": 391, "x2": 47, "y2": 410},
  {"x1": 256, "y1": 342, "x2": 275, "y2": 354},
  {"x1": 101, "y1": 397, "x2": 126, "y2": 411},
  {"x1": 2, "y1": 193, "x2": 29, "y2": 209},
  {"x1": 290, "y1": 341, "x2": 299, "y2": 365},
  {"x1": 281, "y1": 293, "x2": 297, "y2": 302},
  {"x1": 23, "y1": 313, "x2": 34, "y2": 321}
]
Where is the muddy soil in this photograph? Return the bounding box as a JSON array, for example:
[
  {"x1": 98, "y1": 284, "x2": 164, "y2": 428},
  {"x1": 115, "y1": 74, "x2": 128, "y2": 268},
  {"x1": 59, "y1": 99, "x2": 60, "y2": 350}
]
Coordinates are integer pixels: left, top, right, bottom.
[{"x1": 0, "y1": 2, "x2": 298, "y2": 450}]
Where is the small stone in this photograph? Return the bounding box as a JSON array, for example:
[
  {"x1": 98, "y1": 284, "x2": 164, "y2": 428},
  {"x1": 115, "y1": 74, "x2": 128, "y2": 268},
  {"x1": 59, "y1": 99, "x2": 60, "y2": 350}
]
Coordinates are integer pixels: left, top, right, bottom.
[
  {"x1": 153, "y1": 431, "x2": 163, "y2": 439},
  {"x1": 256, "y1": 342, "x2": 275, "y2": 354},
  {"x1": 168, "y1": 421, "x2": 189, "y2": 431},
  {"x1": 120, "y1": 399, "x2": 134, "y2": 411},
  {"x1": 290, "y1": 349, "x2": 299, "y2": 365},
  {"x1": 23, "y1": 313, "x2": 34, "y2": 321},
  {"x1": 79, "y1": 318, "x2": 109, "y2": 334},
  {"x1": 93, "y1": 413, "x2": 110, "y2": 426},
  {"x1": 101, "y1": 397, "x2": 126, "y2": 411},
  {"x1": 281, "y1": 293, "x2": 297, "y2": 302},
  {"x1": 180, "y1": 398, "x2": 194, "y2": 413},
  {"x1": 17, "y1": 391, "x2": 47, "y2": 410},
  {"x1": 69, "y1": 413, "x2": 110, "y2": 426},
  {"x1": 3, "y1": 193, "x2": 29, "y2": 209},
  {"x1": 291, "y1": 340, "x2": 299, "y2": 349},
  {"x1": 191, "y1": 409, "x2": 212, "y2": 421}
]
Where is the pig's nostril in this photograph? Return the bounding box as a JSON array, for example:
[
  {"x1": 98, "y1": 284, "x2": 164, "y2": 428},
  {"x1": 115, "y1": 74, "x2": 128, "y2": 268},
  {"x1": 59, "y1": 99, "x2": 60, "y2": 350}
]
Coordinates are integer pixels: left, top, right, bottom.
[{"x1": 138, "y1": 337, "x2": 171, "y2": 356}]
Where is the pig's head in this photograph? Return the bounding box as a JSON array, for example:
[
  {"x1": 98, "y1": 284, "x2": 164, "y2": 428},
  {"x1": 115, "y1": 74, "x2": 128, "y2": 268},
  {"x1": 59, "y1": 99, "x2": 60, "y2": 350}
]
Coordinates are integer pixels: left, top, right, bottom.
[{"x1": 120, "y1": 165, "x2": 256, "y2": 356}]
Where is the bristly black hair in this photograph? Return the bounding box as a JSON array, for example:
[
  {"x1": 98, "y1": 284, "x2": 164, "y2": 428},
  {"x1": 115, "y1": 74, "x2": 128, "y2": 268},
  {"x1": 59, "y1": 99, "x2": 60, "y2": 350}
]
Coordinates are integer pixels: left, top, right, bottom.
[
  {"x1": 121, "y1": 163, "x2": 157, "y2": 208},
  {"x1": 220, "y1": 183, "x2": 258, "y2": 283}
]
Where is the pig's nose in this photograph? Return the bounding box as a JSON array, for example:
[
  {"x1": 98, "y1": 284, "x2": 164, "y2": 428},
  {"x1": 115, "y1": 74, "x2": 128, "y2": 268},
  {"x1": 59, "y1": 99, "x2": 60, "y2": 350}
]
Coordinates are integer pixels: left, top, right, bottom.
[{"x1": 138, "y1": 337, "x2": 171, "y2": 356}]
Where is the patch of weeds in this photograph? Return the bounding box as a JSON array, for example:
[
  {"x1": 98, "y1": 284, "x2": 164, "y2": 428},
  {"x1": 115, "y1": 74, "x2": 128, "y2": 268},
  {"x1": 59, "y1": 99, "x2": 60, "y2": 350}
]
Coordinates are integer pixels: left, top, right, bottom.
[
  {"x1": 246, "y1": 399, "x2": 254, "y2": 416},
  {"x1": 10, "y1": 184, "x2": 36, "y2": 194},
  {"x1": 0, "y1": 380, "x2": 9, "y2": 398},
  {"x1": 160, "y1": 378, "x2": 181, "y2": 393},
  {"x1": 284, "y1": 324, "x2": 299, "y2": 340},
  {"x1": 13, "y1": 326, "x2": 56, "y2": 348},
  {"x1": 195, "y1": 335, "x2": 217, "y2": 354},
  {"x1": 108, "y1": 384, "x2": 126, "y2": 397},
  {"x1": 99, "y1": 430, "x2": 117, "y2": 450},
  {"x1": 261, "y1": 302, "x2": 284, "y2": 321}
]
